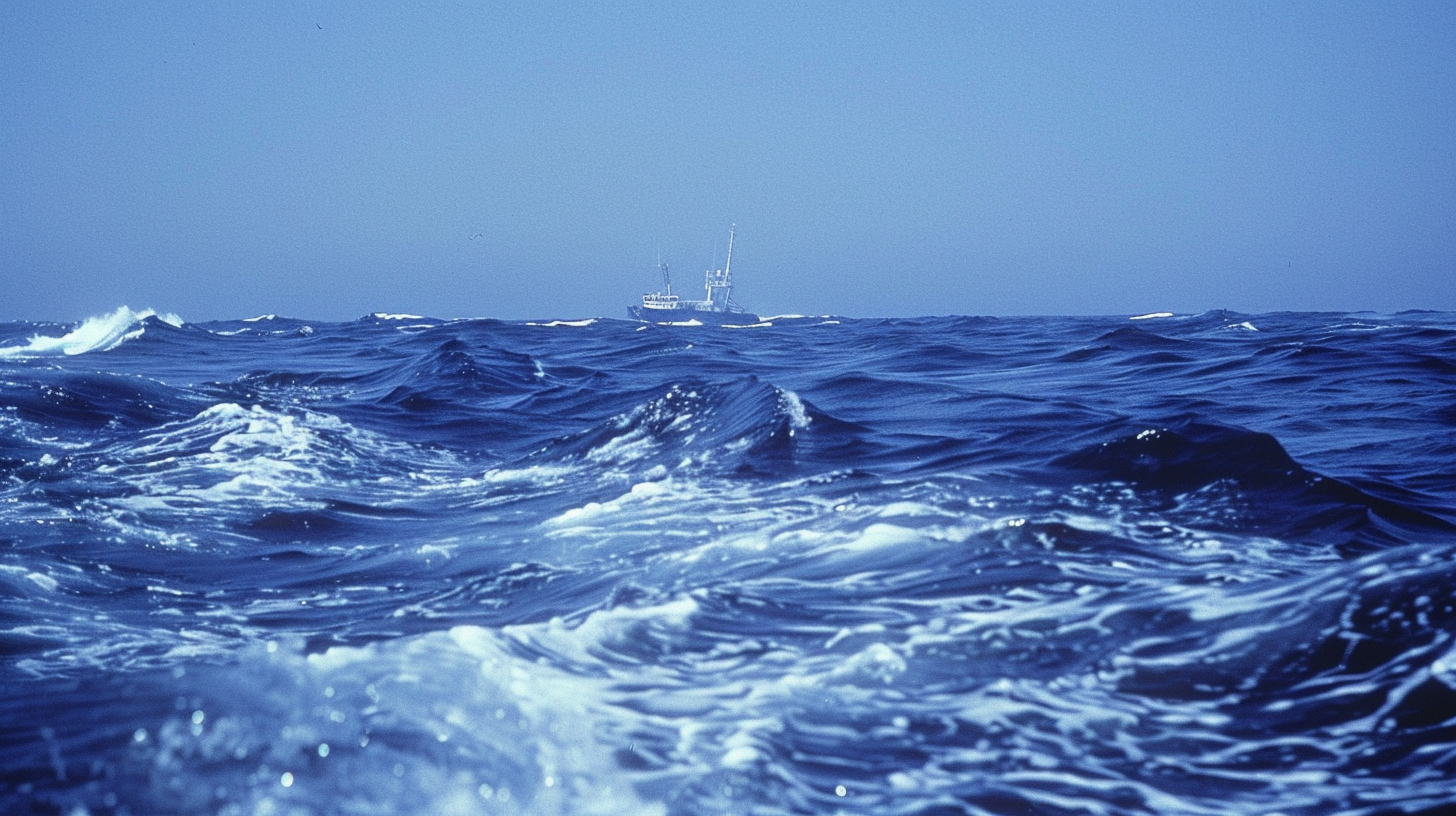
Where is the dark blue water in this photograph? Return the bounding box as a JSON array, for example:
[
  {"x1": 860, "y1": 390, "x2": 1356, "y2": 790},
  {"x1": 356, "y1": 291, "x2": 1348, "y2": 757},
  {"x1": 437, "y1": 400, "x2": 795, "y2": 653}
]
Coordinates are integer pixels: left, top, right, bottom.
[{"x1": 3, "y1": 307, "x2": 1455, "y2": 816}]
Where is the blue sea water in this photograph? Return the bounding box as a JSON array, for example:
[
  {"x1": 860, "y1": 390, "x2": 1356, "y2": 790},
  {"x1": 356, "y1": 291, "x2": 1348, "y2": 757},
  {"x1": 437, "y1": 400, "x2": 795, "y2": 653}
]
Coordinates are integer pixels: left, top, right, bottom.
[{"x1": 2, "y1": 306, "x2": 1455, "y2": 816}]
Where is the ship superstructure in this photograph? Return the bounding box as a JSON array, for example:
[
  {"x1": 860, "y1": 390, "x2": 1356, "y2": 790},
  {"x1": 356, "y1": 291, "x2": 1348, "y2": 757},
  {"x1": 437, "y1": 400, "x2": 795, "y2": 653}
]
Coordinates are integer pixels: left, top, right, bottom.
[{"x1": 630, "y1": 225, "x2": 759, "y2": 325}]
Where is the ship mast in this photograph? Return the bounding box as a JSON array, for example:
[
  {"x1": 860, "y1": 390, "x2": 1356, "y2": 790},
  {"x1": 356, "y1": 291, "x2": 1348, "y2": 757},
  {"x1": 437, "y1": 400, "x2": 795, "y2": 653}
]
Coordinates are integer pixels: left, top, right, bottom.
[
  {"x1": 657, "y1": 251, "x2": 672, "y2": 296},
  {"x1": 723, "y1": 224, "x2": 735, "y2": 286}
]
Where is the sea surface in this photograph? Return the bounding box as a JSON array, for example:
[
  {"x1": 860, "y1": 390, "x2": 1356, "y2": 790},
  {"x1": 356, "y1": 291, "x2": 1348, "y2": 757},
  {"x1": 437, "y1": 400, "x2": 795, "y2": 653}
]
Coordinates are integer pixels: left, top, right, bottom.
[{"x1": 2, "y1": 307, "x2": 1455, "y2": 816}]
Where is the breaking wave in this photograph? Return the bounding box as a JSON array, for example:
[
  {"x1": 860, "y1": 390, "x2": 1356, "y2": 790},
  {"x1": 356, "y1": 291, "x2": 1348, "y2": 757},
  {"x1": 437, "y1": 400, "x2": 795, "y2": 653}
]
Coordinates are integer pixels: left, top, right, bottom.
[{"x1": 0, "y1": 306, "x2": 182, "y2": 358}]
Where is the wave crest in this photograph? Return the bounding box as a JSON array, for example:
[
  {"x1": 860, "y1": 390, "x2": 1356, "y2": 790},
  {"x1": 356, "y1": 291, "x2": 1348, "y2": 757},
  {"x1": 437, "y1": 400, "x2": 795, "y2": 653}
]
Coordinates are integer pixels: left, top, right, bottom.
[{"x1": 0, "y1": 306, "x2": 182, "y2": 358}]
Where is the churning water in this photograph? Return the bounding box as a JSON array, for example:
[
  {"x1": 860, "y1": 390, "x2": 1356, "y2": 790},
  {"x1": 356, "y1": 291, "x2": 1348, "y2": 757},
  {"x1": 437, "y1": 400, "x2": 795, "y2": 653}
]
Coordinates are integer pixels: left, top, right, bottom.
[{"x1": 2, "y1": 307, "x2": 1455, "y2": 815}]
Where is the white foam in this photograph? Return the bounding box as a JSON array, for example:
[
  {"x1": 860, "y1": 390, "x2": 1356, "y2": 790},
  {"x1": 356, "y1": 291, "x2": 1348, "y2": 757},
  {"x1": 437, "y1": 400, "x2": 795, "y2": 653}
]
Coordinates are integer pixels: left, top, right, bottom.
[
  {"x1": 0, "y1": 306, "x2": 182, "y2": 358},
  {"x1": 779, "y1": 389, "x2": 811, "y2": 431},
  {"x1": 720, "y1": 743, "x2": 760, "y2": 768},
  {"x1": 549, "y1": 479, "x2": 671, "y2": 525},
  {"x1": 482, "y1": 464, "x2": 575, "y2": 485},
  {"x1": 1431, "y1": 643, "x2": 1456, "y2": 688},
  {"x1": 840, "y1": 523, "x2": 927, "y2": 552},
  {"x1": 1129, "y1": 312, "x2": 1174, "y2": 320},
  {"x1": 0, "y1": 564, "x2": 59, "y2": 592},
  {"x1": 370, "y1": 312, "x2": 424, "y2": 320},
  {"x1": 242, "y1": 314, "x2": 277, "y2": 322},
  {"x1": 98, "y1": 403, "x2": 459, "y2": 519},
  {"x1": 583, "y1": 424, "x2": 657, "y2": 466},
  {"x1": 526, "y1": 319, "x2": 598, "y2": 328},
  {"x1": 504, "y1": 596, "x2": 700, "y2": 667},
  {"x1": 828, "y1": 642, "x2": 907, "y2": 685}
]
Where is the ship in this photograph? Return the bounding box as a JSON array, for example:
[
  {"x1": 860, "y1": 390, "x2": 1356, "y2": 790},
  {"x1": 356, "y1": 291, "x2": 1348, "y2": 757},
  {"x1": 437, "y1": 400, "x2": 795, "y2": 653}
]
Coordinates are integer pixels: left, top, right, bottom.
[{"x1": 629, "y1": 225, "x2": 761, "y2": 325}]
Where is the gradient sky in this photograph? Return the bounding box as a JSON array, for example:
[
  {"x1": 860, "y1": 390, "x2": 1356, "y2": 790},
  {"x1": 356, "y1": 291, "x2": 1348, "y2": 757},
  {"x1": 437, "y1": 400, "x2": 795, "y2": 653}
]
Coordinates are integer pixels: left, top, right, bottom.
[{"x1": 2, "y1": 2, "x2": 1453, "y2": 321}]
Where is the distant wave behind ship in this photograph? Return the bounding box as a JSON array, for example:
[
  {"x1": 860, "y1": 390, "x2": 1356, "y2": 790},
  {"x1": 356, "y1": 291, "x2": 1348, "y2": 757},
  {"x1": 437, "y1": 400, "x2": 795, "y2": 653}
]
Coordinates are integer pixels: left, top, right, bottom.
[{"x1": 2, "y1": 306, "x2": 1455, "y2": 815}]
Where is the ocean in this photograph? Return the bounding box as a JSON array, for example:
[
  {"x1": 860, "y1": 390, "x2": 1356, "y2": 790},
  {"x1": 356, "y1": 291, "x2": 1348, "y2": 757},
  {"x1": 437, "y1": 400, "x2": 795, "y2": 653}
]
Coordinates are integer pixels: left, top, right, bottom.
[{"x1": 2, "y1": 306, "x2": 1454, "y2": 816}]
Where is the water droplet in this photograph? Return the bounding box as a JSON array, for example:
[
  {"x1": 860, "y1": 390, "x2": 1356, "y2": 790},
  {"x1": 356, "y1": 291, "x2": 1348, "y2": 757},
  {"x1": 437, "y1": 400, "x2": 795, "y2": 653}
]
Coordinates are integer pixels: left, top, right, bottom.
[
  {"x1": 280, "y1": 772, "x2": 294, "y2": 788},
  {"x1": 132, "y1": 728, "x2": 148, "y2": 743},
  {"x1": 317, "y1": 743, "x2": 329, "y2": 758},
  {"x1": 835, "y1": 785, "x2": 847, "y2": 797}
]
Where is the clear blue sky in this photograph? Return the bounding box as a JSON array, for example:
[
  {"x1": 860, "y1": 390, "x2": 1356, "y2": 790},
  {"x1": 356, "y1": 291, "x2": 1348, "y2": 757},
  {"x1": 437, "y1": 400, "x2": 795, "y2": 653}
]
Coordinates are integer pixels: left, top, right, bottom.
[{"x1": 2, "y1": 2, "x2": 1453, "y2": 321}]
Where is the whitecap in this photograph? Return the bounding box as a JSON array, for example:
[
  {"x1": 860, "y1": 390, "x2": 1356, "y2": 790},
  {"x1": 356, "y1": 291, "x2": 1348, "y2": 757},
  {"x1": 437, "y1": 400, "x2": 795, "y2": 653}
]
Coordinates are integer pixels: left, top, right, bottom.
[
  {"x1": 0, "y1": 306, "x2": 183, "y2": 358},
  {"x1": 526, "y1": 319, "x2": 598, "y2": 327},
  {"x1": 778, "y1": 388, "x2": 811, "y2": 431}
]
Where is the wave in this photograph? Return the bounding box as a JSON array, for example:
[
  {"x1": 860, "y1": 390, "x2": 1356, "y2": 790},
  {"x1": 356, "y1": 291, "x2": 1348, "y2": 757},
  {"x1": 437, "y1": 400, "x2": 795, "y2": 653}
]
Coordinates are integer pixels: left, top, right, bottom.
[
  {"x1": 0, "y1": 370, "x2": 196, "y2": 435},
  {"x1": 5, "y1": 310, "x2": 1456, "y2": 815},
  {"x1": 1092, "y1": 325, "x2": 1194, "y2": 350},
  {"x1": 201, "y1": 314, "x2": 316, "y2": 337},
  {"x1": 82, "y1": 402, "x2": 468, "y2": 554},
  {"x1": 1055, "y1": 418, "x2": 1456, "y2": 552},
  {"x1": 0, "y1": 306, "x2": 182, "y2": 358},
  {"x1": 4, "y1": 626, "x2": 666, "y2": 816},
  {"x1": 543, "y1": 377, "x2": 814, "y2": 478}
]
